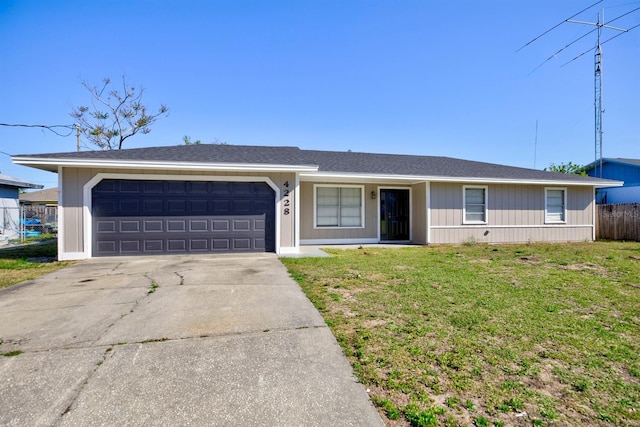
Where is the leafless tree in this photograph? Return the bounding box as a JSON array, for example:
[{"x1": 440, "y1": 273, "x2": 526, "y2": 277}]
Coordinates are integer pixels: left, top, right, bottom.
[{"x1": 71, "y1": 76, "x2": 168, "y2": 150}]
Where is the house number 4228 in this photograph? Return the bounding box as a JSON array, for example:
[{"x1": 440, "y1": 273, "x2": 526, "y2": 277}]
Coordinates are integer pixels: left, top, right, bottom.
[{"x1": 283, "y1": 181, "x2": 291, "y2": 215}]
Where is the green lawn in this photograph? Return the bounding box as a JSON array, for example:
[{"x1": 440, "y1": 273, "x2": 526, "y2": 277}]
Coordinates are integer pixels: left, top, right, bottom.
[
  {"x1": 0, "y1": 240, "x2": 74, "y2": 290},
  {"x1": 282, "y1": 242, "x2": 640, "y2": 426}
]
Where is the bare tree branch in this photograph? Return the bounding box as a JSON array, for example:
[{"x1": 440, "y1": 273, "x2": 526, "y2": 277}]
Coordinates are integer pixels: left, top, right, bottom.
[{"x1": 71, "y1": 75, "x2": 169, "y2": 150}]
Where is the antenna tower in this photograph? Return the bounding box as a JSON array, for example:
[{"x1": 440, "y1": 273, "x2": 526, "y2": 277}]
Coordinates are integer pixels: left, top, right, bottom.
[
  {"x1": 518, "y1": 1, "x2": 639, "y2": 176},
  {"x1": 566, "y1": 9, "x2": 628, "y2": 177}
]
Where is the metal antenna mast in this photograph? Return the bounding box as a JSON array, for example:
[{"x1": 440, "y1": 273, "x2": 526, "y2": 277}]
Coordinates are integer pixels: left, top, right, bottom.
[
  {"x1": 518, "y1": 1, "x2": 639, "y2": 175},
  {"x1": 566, "y1": 9, "x2": 628, "y2": 178}
]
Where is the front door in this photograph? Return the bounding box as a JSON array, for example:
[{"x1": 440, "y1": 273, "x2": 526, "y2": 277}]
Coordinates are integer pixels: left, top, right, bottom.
[{"x1": 380, "y1": 189, "x2": 410, "y2": 241}]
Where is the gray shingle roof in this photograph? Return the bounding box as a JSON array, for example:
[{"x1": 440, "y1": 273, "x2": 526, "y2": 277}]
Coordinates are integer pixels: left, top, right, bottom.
[
  {"x1": 19, "y1": 187, "x2": 58, "y2": 202},
  {"x1": 301, "y1": 149, "x2": 601, "y2": 182},
  {"x1": 16, "y1": 144, "x2": 309, "y2": 165},
  {"x1": 14, "y1": 144, "x2": 613, "y2": 184},
  {"x1": 0, "y1": 173, "x2": 43, "y2": 189}
]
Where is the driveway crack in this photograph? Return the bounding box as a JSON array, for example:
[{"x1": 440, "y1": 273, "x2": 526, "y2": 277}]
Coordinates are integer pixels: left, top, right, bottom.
[
  {"x1": 89, "y1": 276, "x2": 156, "y2": 346},
  {"x1": 55, "y1": 346, "x2": 114, "y2": 425},
  {"x1": 175, "y1": 271, "x2": 185, "y2": 285}
]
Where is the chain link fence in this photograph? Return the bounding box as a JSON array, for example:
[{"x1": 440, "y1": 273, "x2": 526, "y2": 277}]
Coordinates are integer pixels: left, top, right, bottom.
[{"x1": 0, "y1": 205, "x2": 58, "y2": 245}]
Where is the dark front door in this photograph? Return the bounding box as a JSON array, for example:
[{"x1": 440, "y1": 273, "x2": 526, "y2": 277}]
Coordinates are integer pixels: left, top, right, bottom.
[{"x1": 380, "y1": 189, "x2": 410, "y2": 241}]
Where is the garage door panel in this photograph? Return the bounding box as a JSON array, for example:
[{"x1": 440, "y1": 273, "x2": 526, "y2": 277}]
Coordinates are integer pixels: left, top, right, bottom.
[
  {"x1": 212, "y1": 200, "x2": 231, "y2": 214},
  {"x1": 190, "y1": 199, "x2": 209, "y2": 212},
  {"x1": 190, "y1": 182, "x2": 209, "y2": 193},
  {"x1": 231, "y1": 183, "x2": 253, "y2": 195},
  {"x1": 167, "y1": 220, "x2": 186, "y2": 232},
  {"x1": 145, "y1": 240, "x2": 164, "y2": 252},
  {"x1": 94, "y1": 180, "x2": 117, "y2": 193},
  {"x1": 143, "y1": 181, "x2": 164, "y2": 193},
  {"x1": 233, "y1": 200, "x2": 252, "y2": 213},
  {"x1": 121, "y1": 241, "x2": 141, "y2": 253},
  {"x1": 96, "y1": 220, "x2": 116, "y2": 233},
  {"x1": 118, "y1": 200, "x2": 140, "y2": 215},
  {"x1": 189, "y1": 219, "x2": 208, "y2": 231},
  {"x1": 233, "y1": 239, "x2": 251, "y2": 250},
  {"x1": 94, "y1": 199, "x2": 117, "y2": 215},
  {"x1": 143, "y1": 199, "x2": 163, "y2": 213},
  {"x1": 168, "y1": 181, "x2": 187, "y2": 193},
  {"x1": 144, "y1": 220, "x2": 163, "y2": 232},
  {"x1": 120, "y1": 181, "x2": 142, "y2": 193},
  {"x1": 190, "y1": 239, "x2": 209, "y2": 251},
  {"x1": 212, "y1": 239, "x2": 230, "y2": 250},
  {"x1": 212, "y1": 182, "x2": 231, "y2": 194},
  {"x1": 233, "y1": 219, "x2": 251, "y2": 231},
  {"x1": 120, "y1": 220, "x2": 140, "y2": 232},
  {"x1": 96, "y1": 241, "x2": 116, "y2": 254},
  {"x1": 212, "y1": 219, "x2": 230, "y2": 231},
  {"x1": 167, "y1": 200, "x2": 187, "y2": 213},
  {"x1": 92, "y1": 180, "x2": 275, "y2": 256},
  {"x1": 254, "y1": 199, "x2": 272, "y2": 210},
  {"x1": 167, "y1": 240, "x2": 187, "y2": 251}
]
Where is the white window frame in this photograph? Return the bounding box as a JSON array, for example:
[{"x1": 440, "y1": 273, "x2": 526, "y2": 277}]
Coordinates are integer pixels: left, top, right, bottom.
[
  {"x1": 463, "y1": 185, "x2": 488, "y2": 225},
  {"x1": 313, "y1": 184, "x2": 365, "y2": 229},
  {"x1": 545, "y1": 187, "x2": 567, "y2": 224}
]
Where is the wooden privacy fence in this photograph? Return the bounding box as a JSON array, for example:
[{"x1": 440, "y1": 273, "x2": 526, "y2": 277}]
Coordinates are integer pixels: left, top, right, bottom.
[{"x1": 596, "y1": 203, "x2": 640, "y2": 241}]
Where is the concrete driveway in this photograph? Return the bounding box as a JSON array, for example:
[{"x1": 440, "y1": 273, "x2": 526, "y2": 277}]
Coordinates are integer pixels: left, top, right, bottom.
[{"x1": 0, "y1": 254, "x2": 383, "y2": 426}]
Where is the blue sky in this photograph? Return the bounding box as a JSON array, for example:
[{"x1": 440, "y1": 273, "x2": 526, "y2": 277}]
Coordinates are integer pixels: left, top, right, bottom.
[{"x1": 1, "y1": 0, "x2": 639, "y2": 189}]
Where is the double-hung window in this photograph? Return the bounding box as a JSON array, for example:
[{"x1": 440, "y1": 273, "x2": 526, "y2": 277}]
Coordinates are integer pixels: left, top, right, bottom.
[
  {"x1": 315, "y1": 185, "x2": 363, "y2": 228},
  {"x1": 463, "y1": 186, "x2": 487, "y2": 224},
  {"x1": 545, "y1": 188, "x2": 566, "y2": 223}
]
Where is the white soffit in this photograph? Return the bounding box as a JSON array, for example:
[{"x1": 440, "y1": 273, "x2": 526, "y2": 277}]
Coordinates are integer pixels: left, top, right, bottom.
[
  {"x1": 12, "y1": 157, "x2": 319, "y2": 173},
  {"x1": 299, "y1": 172, "x2": 621, "y2": 187}
]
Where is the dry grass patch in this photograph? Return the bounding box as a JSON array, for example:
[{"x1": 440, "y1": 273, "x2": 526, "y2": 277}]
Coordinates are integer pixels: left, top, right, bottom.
[
  {"x1": 282, "y1": 242, "x2": 640, "y2": 426},
  {"x1": 0, "y1": 241, "x2": 74, "y2": 289}
]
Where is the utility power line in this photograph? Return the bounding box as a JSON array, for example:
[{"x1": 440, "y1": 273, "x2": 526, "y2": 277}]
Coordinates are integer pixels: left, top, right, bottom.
[
  {"x1": 0, "y1": 122, "x2": 75, "y2": 138},
  {"x1": 0, "y1": 122, "x2": 85, "y2": 151}
]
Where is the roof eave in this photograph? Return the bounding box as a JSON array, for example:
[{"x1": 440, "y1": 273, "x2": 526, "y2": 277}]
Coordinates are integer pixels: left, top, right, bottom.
[
  {"x1": 12, "y1": 156, "x2": 621, "y2": 187},
  {"x1": 0, "y1": 179, "x2": 43, "y2": 189},
  {"x1": 299, "y1": 171, "x2": 621, "y2": 187},
  {"x1": 585, "y1": 158, "x2": 640, "y2": 170},
  {"x1": 12, "y1": 157, "x2": 319, "y2": 173}
]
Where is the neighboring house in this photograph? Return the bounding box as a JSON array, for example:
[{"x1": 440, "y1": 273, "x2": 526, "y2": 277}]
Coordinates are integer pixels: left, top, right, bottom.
[
  {"x1": 19, "y1": 187, "x2": 59, "y2": 235},
  {"x1": 19, "y1": 187, "x2": 58, "y2": 206},
  {"x1": 0, "y1": 174, "x2": 43, "y2": 240},
  {"x1": 13, "y1": 145, "x2": 619, "y2": 260},
  {"x1": 585, "y1": 158, "x2": 640, "y2": 204}
]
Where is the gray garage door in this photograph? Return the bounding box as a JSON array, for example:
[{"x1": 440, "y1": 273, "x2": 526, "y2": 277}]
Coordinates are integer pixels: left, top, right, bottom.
[{"x1": 92, "y1": 179, "x2": 275, "y2": 256}]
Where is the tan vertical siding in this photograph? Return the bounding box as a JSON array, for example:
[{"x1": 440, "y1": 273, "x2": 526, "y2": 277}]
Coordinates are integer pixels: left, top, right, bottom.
[
  {"x1": 431, "y1": 182, "x2": 462, "y2": 226},
  {"x1": 430, "y1": 226, "x2": 592, "y2": 244},
  {"x1": 430, "y1": 183, "x2": 594, "y2": 244},
  {"x1": 61, "y1": 167, "x2": 92, "y2": 254},
  {"x1": 299, "y1": 182, "x2": 379, "y2": 241},
  {"x1": 60, "y1": 165, "x2": 597, "y2": 256},
  {"x1": 412, "y1": 182, "x2": 427, "y2": 244}
]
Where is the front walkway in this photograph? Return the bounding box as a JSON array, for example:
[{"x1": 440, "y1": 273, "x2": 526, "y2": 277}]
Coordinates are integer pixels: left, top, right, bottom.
[{"x1": 281, "y1": 243, "x2": 419, "y2": 258}]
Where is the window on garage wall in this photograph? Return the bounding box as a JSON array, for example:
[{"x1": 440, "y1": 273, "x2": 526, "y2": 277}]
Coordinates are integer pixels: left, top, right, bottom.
[{"x1": 314, "y1": 185, "x2": 364, "y2": 228}]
